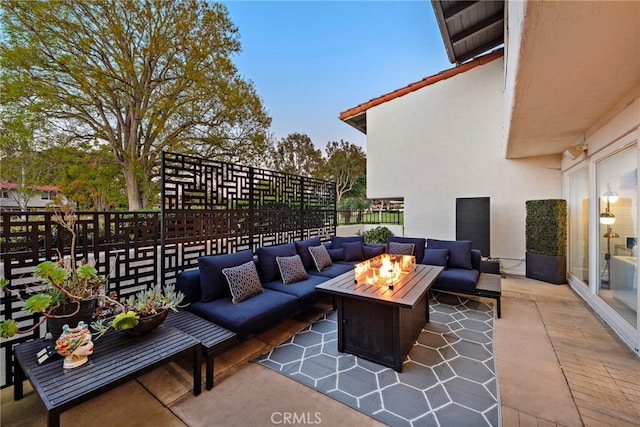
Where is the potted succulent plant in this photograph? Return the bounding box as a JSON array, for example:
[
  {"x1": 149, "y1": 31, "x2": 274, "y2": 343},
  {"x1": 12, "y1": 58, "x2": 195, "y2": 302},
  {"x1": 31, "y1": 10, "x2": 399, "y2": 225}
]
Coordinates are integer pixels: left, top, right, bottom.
[
  {"x1": 0, "y1": 205, "x2": 107, "y2": 338},
  {"x1": 91, "y1": 284, "x2": 185, "y2": 337}
]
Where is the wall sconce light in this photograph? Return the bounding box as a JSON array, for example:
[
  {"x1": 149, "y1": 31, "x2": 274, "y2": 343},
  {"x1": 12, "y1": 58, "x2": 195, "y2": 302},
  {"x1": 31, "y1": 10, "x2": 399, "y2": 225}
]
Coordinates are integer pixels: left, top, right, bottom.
[{"x1": 563, "y1": 144, "x2": 588, "y2": 160}]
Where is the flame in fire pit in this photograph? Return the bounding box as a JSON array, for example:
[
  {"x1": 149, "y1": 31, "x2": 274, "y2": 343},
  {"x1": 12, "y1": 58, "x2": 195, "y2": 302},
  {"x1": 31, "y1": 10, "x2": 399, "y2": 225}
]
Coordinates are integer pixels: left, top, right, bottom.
[{"x1": 354, "y1": 254, "x2": 416, "y2": 287}]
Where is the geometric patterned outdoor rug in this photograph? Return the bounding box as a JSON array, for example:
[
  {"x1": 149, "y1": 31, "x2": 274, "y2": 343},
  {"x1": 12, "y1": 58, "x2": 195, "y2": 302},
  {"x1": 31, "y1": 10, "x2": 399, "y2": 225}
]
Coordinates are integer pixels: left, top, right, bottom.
[{"x1": 256, "y1": 293, "x2": 499, "y2": 426}]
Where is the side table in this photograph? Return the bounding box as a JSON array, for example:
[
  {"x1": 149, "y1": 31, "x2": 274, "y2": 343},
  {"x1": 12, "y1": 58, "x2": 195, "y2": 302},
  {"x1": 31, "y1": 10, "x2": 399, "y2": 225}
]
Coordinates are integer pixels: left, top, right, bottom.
[{"x1": 165, "y1": 310, "x2": 238, "y2": 390}]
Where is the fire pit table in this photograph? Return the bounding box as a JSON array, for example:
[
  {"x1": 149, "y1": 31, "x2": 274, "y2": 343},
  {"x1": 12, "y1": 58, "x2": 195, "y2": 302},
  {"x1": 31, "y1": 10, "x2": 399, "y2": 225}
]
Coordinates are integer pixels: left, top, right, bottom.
[{"x1": 316, "y1": 255, "x2": 443, "y2": 371}]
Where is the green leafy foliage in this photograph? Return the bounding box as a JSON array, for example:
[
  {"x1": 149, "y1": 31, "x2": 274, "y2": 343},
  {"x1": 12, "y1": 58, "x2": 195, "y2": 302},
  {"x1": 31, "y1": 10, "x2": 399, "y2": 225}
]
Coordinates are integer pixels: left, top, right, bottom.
[
  {"x1": 525, "y1": 199, "x2": 567, "y2": 256},
  {"x1": 23, "y1": 294, "x2": 53, "y2": 313},
  {"x1": 270, "y1": 133, "x2": 324, "y2": 178},
  {"x1": 0, "y1": 320, "x2": 19, "y2": 338},
  {"x1": 111, "y1": 311, "x2": 140, "y2": 330},
  {"x1": 360, "y1": 226, "x2": 394, "y2": 244},
  {"x1": 2, "y1": 0, "x2": 271, "y2": 210},
  {"x1": 323, "y1": 140, "x2": 366, "y2": 201}
]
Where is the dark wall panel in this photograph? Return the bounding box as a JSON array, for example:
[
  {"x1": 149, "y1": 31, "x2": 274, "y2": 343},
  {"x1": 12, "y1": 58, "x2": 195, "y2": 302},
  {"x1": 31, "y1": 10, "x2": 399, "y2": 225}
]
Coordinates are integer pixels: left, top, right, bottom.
[{"x1": 456, "y1": 197, "x2": 490, "y2": 257}]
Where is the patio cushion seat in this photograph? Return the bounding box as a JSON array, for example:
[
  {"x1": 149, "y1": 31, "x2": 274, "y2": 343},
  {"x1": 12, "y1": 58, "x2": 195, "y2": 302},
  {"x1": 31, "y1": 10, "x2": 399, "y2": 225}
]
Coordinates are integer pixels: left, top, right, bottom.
[
  {"x1": 432, "y1": 269, "x2": 480, "y2": 293},
  {"x1": 189, "y1": 289, "x2": 298, "y2": 338},
  {"x1": 307, "y1": 262, "x2": 354, "y2": 278},
  {"x1": 262, "y1": 274, "x2": 329, "y2": 309}
]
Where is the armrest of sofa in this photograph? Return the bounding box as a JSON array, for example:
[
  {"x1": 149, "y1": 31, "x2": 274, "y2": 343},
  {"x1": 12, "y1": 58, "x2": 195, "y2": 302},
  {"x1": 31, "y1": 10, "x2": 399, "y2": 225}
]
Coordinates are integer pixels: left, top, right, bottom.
[
  {"x1": 176, "y1": 268, "x2": 202, "y2": 305},
  {"x1": 471, "y1": 249, "x2": 482, "y2": 271}
]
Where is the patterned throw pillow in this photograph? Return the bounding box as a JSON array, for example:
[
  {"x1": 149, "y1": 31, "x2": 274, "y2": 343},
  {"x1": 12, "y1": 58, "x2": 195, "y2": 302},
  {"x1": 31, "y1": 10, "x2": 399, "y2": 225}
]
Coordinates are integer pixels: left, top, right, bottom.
[
  {"x1": 222, "y1": 260, "x2": 264, "y2": 304},
  {"x1": 276, "y1": 255, "x2": 308, "y2": 284},
  {"x1": 388, "y1": 241, "x2": 415, "y2": 256},
  {"x1": 308, "y1": 245, "x2": 333, "y2": 271}
]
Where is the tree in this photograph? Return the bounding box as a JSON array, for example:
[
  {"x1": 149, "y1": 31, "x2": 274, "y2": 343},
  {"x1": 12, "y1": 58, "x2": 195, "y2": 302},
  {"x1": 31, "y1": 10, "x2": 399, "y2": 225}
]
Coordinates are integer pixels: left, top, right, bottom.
[
  {"x1": 1, "y1": 0, "x2": 271, "y2": 210},
  {"x1": 48, "y1": 144, "x2": 129, "y2": 211},
  {"x1": 270, "y1": 133, "x2": 324, "y2": 178},
  {"x1": 0, "y1": 107, "x2": 58, "y2": 210},
  {"x1": 323, "y1": 140, "x2": 366, "y2": 202}
]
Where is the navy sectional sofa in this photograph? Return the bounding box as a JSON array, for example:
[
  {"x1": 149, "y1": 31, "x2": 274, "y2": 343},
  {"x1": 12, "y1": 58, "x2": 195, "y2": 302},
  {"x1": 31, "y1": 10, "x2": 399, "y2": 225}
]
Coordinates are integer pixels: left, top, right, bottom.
[{"x1": 176, "y1": 235, "x2": 484, "y2": 338}]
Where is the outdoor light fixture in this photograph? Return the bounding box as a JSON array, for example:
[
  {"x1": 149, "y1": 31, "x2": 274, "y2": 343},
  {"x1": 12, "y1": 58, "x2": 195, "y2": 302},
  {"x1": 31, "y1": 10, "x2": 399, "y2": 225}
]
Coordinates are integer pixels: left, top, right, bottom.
[
  {"x1": 563, "y1": 144, "x2": 588, "y2": 160},
  {"x1": 600, "y1": 183, "x2": 619, "y2": 287}
]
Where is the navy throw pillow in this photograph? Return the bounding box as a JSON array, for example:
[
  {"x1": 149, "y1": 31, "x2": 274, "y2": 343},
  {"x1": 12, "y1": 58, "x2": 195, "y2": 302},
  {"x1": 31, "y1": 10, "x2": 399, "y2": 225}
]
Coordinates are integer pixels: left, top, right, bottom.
[
  {"x1": 331, "y1": 235, "x2": 365, "y2": 249},
  {"x1": 422, "y1": 248, "x2": 449, "y2": 268},
  {"x1": 343, "y1": 241, "x2": 365, "y2": 262},
  {"x1": 362, "y1": 244, "x2": 384, "y2": 259},
  {"x1": 426, "y1": 239, "x2": 472, "y2": 270},
  {"x1": 327, "y1": 247, "x2": 344, "y2": 261}
]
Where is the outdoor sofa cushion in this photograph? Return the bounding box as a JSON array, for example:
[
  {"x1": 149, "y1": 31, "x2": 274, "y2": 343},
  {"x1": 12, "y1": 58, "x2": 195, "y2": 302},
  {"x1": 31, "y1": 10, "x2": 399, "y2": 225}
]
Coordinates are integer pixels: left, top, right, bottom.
[
  {"x1": 422, "y1": 248, "x2": 449, "y2": 267},
  {"x1": 306, "y1": 262, "x2": 354, "y2": 278},
  {"x1": 256, "y1": 243, "x2": 297, "y2": 282},
  {"x1": 326, "y1": 248, "x2": 344, "y2": 261},
  {"x1": 329, "y1": 235, "x2": 364, "y2": 249},
  {"x1": 199, "y1": 249, "x2": 254, "y2": 302},
  {"x1": 432, "y1": 269, "x2": 480, "y2": 293},
  {"x1": 343, "y1": 241, "x2": 365, "y2": 262},
  {"x1": 262, "y1": 274, "x2": 328, "y2": 310},
  {"x1": 294, "y1": 237, "x2": 322, "y2": 270},
  {"x1": 188, "y1": 289, "x2": 298, "y2": 338},
  {"x1": 427, "y1": 239, "x2": 473, "y2": 270},
  {"x1": 362, "y1": 244, "x2": 385, "y2": 259}
]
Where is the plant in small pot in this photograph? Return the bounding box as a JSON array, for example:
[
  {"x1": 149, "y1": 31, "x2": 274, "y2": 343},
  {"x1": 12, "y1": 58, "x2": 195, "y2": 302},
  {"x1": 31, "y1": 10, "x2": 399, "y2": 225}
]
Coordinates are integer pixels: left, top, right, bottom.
[
  {"x1": 91, "y1": 284, "x2": 185, "y2": 337},
  {"x1": 0, "y1": 206, "x2": 107, "y2": 339}
]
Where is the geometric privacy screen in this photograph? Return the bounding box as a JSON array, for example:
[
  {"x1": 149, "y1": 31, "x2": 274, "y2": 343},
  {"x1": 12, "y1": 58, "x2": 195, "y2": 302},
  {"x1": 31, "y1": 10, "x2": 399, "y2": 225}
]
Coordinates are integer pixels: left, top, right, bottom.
[{"x1": 161, "y1": 152, "x2": 336, "y2": 284}]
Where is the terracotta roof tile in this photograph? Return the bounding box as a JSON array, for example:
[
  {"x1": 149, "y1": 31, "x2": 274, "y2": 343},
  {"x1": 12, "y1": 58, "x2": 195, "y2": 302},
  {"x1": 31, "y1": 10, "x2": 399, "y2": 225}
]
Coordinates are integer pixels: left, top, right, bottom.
[{"x1": 339, "y1": 48, "x2": 504, "y2": 121}]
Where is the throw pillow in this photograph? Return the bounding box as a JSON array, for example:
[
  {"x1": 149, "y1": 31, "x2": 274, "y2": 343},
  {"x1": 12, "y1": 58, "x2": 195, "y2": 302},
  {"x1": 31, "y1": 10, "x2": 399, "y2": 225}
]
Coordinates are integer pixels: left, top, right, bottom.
[
  {"x1": 343, "y1": 241, "x2": 365, "y2": 262},
  {"x1": 199, "y1": 249, "x2": 254, "y2": 302},
  {"x1": 276, "y1": 255, "x2": 308, "y2": 284},
  {"x1": 222, "y1": 260, "x2": 264, "y2": 304},
  {"x1": 427, "y1": 239, "x2": 473, "y2": 270},
  {"x1": 387, "y1": 237, "x2": 426, "y2": 265},
  {"x1": 388, "y1": 241, "x2": 415, "y2": 256},
  {"x1": 294, "y1": 237, "x2": 322, "y2": 271},
  {"x1": 256, "y1": 243, "x2": 297, "y2": 282},
  {"x1": 422, "y1": 248, "x2": 449, "y2": 267},
  {"x1": 327, "y1": 247, "x2": 344, "y2": 262},
  {"x1": 308, "y1": 245, "x2": 333, "y2": 271},
  {"x1": 330, "y1": 235, "x2": 364, "y2": 249},
  {"x1": 362, "y1": 244, "x2": 385, "y2": 259}
]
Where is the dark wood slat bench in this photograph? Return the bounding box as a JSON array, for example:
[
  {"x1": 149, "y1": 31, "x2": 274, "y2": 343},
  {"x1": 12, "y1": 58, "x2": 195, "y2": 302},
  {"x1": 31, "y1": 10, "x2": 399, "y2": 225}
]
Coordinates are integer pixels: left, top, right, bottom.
[
  {"x1": 165, "y1": 310, "x2": 238, "y2": 390},
  {"x1": 432, "y1": 273, "x2": 502, "y2": 318}
]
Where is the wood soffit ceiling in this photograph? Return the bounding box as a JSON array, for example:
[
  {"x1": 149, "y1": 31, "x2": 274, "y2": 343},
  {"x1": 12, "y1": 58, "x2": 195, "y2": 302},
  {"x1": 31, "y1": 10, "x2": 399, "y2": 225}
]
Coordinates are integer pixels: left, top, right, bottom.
[{"x1": 431, "y1": 0, "x2": 505, "y2": 65}]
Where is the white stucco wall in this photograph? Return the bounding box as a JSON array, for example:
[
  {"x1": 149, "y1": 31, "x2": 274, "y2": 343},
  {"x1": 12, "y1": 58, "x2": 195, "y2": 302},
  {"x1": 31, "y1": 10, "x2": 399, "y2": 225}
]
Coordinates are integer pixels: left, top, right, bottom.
[{"x1": 365, "y1": 57, "x2": 562, "y2": 275}]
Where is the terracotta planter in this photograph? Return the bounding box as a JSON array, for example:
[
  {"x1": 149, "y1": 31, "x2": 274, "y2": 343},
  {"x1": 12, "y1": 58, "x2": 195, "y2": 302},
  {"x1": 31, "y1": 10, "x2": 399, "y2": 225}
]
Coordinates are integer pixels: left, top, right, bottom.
[
  {"x1": 47, "y1": 299, "x2": 97, "y2": 338},
  {"x1": 124, "y1": 309, "x2": 168, "y2": 336}
]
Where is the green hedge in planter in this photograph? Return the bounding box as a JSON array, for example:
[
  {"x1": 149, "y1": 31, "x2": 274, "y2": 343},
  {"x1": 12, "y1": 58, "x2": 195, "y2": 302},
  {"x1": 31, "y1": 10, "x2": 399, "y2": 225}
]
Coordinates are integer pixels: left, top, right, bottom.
[{"x1": 525, "y1": 199, "x2": 567, "y2": 256}]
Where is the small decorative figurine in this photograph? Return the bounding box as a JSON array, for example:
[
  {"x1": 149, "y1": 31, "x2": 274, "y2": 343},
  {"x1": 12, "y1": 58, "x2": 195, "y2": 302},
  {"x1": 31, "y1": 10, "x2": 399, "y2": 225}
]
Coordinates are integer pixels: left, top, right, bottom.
[{"x1": 55, "y1": 321, "x2": 94, "y2": 369}]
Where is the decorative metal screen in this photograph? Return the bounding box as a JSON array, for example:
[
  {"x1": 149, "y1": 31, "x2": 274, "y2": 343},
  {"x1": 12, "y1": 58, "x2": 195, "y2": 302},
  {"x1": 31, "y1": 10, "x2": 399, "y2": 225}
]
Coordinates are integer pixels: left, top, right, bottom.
[
  {"x1": 1, "y1": 153, "x2": 335, "y2": 388},
  {"x1": 0, "y1": 211, "x2": 159, "y2": 387},
  {"x1": 161, "y1": 152, "x2": 336, "y2": 283}
]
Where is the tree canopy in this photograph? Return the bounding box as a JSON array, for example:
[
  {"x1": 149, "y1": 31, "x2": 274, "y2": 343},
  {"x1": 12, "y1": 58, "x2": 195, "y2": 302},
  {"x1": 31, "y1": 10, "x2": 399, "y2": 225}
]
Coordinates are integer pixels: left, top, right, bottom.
[
  {"x1": 323, "y1": 140, "x2": 366, "y2": 201},
  {"x1": 1, "y1": 0, "x2": 271, "y2": 210},
  {"x1": 270, "y1": 132, "x2": 324, "y2": 178}
]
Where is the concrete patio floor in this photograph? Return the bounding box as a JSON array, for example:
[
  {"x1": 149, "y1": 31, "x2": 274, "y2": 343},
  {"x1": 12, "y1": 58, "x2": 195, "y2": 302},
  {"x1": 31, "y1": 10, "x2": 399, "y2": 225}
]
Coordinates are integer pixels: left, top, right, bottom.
[{"x1": 2, "y1": 275, "x2": 639, "y2": 426}]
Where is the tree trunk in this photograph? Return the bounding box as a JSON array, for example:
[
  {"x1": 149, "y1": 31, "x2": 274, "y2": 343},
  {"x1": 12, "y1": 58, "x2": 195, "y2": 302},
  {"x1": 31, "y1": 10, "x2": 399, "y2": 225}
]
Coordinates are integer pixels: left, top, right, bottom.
[{"x1": 123, "y1": 167, "x2": 142, "y2": 210}]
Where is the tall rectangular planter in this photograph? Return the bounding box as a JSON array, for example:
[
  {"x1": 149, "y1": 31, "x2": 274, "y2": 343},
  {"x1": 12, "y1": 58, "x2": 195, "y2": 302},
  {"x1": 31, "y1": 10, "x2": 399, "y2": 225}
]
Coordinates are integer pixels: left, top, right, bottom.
[{"x1": 526, "y1": 252, "x2": 567, "y2": 285}]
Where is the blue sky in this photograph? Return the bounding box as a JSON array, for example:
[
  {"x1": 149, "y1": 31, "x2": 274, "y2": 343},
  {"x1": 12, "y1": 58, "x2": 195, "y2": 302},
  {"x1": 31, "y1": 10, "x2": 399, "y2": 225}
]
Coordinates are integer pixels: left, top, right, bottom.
[{"x1": 222, "y1": 1, "x2": 452, "y2": 151}]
